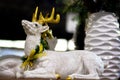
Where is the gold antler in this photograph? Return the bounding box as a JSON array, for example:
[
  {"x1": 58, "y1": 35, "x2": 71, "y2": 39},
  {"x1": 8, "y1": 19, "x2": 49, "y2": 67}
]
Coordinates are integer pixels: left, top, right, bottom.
[
  {"x1": 32, "y1": 7, "x2": 60, "y2": 24},
  {"x1": 32, "y1": 6, "x2": 38, "y2": 22}
]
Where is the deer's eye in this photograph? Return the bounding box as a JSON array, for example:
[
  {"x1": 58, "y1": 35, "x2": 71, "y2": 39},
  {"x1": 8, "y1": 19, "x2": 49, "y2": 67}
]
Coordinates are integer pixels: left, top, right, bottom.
[
  {"x1": 42, "y1": 23, "x2": 46, "y2": 26},
  {"x1": 34, "y1": 23, "x2": 38, "y2": 27}
]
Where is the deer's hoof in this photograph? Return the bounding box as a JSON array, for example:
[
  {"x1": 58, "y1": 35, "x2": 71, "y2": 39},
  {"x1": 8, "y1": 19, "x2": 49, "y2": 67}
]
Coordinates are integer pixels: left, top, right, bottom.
[
  {"x1": 66, "y1": 76, "x2": 72, "y2": 80},
  {"x1": 55, "y1": 74, "x2": 60, "y2": 79}
]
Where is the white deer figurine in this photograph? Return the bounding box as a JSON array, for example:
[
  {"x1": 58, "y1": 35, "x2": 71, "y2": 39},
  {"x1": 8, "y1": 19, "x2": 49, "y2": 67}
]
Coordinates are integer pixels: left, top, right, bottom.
[
  {"x1": 0, "y1": 7, "x2": 104, "y2": 80},
  {"x1": 21, "y1": 7, "x2": 104, "y2": 80},
  {"x1": 21, "y1": 19, "x2": 104, "y2": 80}
]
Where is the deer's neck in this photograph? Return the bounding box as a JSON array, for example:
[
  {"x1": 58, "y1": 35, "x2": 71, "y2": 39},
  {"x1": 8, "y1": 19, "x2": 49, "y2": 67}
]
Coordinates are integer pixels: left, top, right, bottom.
[{"x1": 24, "y1": 34, "x2": 41, "y2": 56}]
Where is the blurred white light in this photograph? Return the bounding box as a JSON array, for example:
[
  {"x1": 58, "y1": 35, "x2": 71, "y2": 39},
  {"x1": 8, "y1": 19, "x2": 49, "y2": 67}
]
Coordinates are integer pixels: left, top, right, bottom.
[
  {"x1": 0, "y1": 40, "x2": 25, "y2": 49},
  {"x1": 54, "y1": 39, "x2": 67, "y2": 51},
  {"x1": 93, "y1": 0, "x2": 96, "y2": 2},
  {"x1": 66, "y1": 12, "x2": 79, "y2": 33},
  {"x1": 68, "y1": 39, "x2": 75, "y2": 50}
]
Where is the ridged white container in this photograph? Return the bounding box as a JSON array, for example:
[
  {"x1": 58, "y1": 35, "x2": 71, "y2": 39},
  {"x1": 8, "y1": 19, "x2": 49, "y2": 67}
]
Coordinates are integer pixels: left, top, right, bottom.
[{"x1": 85, "y1": 11, "x2": 120, "y2": 80}]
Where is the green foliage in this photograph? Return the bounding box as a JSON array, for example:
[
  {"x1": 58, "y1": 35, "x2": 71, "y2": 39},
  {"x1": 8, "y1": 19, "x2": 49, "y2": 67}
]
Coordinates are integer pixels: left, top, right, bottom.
[
  {"x1": 35, "y1": 45, "x2": 39, "y2": 54},
  {"x1": 21, "y1": 56, "x2": 27, "y2": 62},
  {"x1": 63, "y1": 0, "x2": 85, "y2": 13},
  {"x1": 41, "y1": 38, "x2": 49, "y2": 50},
  {"x1": 56, "y1": 0, "x2": 88, "y2": 26}
]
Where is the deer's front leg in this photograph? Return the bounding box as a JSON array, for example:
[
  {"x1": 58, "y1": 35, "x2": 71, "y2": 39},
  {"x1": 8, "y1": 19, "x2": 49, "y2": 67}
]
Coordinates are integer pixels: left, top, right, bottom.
[
  {"x1": 23, "y1": 67, "x2": 60, "y2": 79},
  {"x1": 24, "y1": 58, "x2": 60, "y2": 79}
]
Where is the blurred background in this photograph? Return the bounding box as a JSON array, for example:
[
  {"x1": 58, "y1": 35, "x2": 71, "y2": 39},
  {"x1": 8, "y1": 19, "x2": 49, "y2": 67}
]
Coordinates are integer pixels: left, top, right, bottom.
[
  {"x1": 0, "y1": 0, "x2": 77, "y2": 56},
  {"x1": 0, "y1": 0, "x2": 73, "y2": 40},
  {"x1": 0, "y1": 0, "x2": 120, "y2": 55}
]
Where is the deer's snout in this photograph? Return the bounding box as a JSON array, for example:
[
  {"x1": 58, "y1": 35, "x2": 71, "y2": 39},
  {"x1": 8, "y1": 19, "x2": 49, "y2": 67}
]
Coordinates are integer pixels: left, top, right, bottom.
[{"x1": 21, "y1": 20, "x2": 30, "y2": 27}]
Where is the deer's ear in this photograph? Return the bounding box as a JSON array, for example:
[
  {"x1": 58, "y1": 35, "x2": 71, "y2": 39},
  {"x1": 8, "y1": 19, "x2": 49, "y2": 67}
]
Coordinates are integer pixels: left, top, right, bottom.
[{"x1": 40, "y1": 25, "x2": 49, "y2": 33}]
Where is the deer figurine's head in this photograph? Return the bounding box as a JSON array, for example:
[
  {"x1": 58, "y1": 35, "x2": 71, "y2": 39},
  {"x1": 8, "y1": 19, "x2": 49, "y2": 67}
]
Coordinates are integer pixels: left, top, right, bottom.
[
  {"x1": 22, "y1": 20, "x2": 49, "y2": 35},
  {"x1": 22, "y1": 7, "x2": 60, "y2": 36}
]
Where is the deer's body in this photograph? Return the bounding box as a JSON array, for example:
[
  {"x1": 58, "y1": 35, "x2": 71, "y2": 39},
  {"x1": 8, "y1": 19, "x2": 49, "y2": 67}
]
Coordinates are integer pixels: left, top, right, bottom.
[
  {"x1": 21, "y1": 20, "x2": 104, "y2": 79},
  {"x1": 24, "y1": 50, "x2": 103, "y2": 79}
]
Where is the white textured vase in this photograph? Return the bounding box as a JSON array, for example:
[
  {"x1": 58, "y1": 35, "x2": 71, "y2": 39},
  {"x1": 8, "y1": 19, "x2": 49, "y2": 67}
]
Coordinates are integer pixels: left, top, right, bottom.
[{"x1": 85, "y1": 11, "x2": 120, "y2": 80}]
